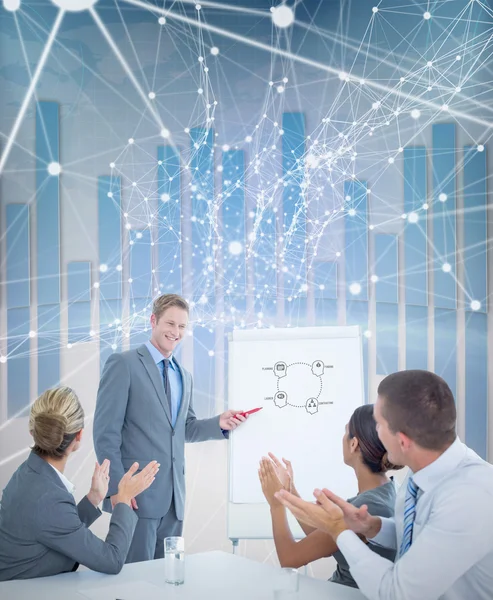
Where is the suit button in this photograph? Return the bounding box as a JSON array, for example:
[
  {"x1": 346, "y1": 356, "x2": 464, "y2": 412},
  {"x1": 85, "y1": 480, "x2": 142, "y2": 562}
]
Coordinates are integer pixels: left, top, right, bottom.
[{"x1": 172, "y1": 457, "x2": 176, "y2": 462}]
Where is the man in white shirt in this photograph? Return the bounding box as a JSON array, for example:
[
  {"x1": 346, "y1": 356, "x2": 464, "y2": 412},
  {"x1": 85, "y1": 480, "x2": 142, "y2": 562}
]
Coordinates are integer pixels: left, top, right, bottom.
[{"x1": 275, "y1": 370, "x2": 493, "y2": 600}]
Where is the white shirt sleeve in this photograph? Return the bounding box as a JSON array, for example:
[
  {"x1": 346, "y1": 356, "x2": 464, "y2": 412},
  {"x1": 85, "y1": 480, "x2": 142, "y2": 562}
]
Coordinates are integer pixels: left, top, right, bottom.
[
  {"x1": 336, "y1": 486, "x2": 493, "y2": 600},
  {"x1": 370, "y1": 517, "x2": 397, "y2": 550}
]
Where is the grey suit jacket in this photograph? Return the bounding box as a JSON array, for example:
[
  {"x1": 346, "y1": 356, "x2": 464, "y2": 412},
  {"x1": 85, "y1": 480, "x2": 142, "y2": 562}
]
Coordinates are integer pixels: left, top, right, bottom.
[
  {"x1": 0, "y1": 452, "x2": 137, "y2": 581},
  {"x1": 93, "y1": 344, "x2": 225, "y2": 520}
]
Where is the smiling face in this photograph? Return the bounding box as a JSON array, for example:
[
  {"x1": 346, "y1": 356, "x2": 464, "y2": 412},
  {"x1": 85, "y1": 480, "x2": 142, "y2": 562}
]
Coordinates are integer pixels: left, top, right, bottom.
[{"x1": 150, "y1": 305, "x2": 188, "y2": 357}]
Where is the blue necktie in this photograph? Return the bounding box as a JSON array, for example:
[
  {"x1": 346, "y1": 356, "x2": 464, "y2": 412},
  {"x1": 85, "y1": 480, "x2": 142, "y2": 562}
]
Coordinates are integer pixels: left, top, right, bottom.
[
  {"x1": 162, "y1": 358, "x2": 172, "y2": 417},
  {"x1": 399, "y1": 476, "x2": 419, "y2": 557}
]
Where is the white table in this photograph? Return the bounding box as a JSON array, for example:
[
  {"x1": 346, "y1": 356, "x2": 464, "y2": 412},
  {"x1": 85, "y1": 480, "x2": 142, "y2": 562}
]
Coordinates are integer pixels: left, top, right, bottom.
[{"x1": 0, "y1": 551, "x2": 365, "y2": 600}]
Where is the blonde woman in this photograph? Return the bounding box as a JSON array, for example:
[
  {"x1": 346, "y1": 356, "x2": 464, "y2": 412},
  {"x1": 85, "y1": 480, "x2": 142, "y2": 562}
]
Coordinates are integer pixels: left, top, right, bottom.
[{"x1": 0, "y1": 387, "x2": 159, "y2": 581}]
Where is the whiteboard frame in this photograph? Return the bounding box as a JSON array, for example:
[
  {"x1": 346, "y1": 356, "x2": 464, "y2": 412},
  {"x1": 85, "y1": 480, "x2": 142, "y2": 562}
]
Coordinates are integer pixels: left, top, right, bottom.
[{"x1": 226, "y1": 325, "x2": 365, "y2": 541}]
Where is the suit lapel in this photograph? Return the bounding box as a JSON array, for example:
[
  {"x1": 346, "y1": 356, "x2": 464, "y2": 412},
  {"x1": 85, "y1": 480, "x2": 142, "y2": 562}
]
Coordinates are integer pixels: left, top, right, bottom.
[
  {"x1": 137, "y1": 344, "x2": 172, "y2": 426},
  {"x1": 174, "y1": 357, "x2": 189, "y2": 425}
]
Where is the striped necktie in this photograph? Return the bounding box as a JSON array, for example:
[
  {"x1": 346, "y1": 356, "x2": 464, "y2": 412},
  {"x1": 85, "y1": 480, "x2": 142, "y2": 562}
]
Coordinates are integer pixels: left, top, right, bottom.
[{"x1": 399, "y1": 476, "x2": 419, "y2": 557}]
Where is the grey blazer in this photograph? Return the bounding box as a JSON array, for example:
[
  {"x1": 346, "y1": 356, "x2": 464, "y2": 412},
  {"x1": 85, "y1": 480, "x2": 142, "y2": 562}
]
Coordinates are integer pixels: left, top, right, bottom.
[
  {"x1": 0, "y1": 452, "x2": 137, "y2": 581},
  {"x1": 93, "y1": 344, "x2": 225, "y2": 520}
]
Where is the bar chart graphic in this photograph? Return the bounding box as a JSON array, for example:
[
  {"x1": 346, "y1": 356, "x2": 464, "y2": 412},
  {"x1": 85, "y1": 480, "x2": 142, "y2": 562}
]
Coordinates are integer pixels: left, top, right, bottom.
[{"x1": 1, "y1": 0, "x2": 492, "y2": 463}]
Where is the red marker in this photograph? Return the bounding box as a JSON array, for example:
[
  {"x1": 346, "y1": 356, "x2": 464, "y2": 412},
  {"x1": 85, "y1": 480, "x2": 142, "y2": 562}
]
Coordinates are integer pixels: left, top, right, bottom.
[{"x1": 238, "y1": 407, "x2": 263, "y2": 418}]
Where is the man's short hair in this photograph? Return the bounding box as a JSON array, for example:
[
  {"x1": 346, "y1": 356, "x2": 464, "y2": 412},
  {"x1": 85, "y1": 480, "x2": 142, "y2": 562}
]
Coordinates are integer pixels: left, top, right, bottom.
[
  {"x1": 152, "y1": 294, "x2": 189, "y2": 322},
  {"x1": 378, "y1": 370, "x2": 457, "y2": 451}
]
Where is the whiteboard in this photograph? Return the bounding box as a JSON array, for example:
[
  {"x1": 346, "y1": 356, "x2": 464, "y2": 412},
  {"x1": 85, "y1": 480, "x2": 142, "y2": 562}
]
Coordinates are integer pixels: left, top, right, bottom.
[{"x1": 227, "y1": 326, "x2": 364, "y2": 540}]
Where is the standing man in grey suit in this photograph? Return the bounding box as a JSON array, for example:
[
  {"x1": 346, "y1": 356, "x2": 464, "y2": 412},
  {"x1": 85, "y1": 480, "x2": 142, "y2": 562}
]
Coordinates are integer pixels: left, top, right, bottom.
[{"x1": 93, "y1": 293, "x2": 247, "y2": 563}]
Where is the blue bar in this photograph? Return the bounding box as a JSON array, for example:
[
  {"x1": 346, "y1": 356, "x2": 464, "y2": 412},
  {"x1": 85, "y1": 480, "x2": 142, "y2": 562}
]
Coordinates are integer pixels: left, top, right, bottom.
[
  {"x1": 6, "y1": 204, "x2": 30, "y2": 309},
  {"x1": 375, "y1": 234, "x2": 398, "y2": 375},
  {"x1": 405, "y1": 305, "x2": 428, "y2": 370},
  {"x1": 130, "y1": 229, "x2": 152, "y2": 300},
  {"x1": 314, "y1": 261, "x2": 337, "y2": 326},
  {"x1": 157, "y1": 145, "x2": 182, "y2": 295},
  {"x1": 282, "y1": 113, "x2": 306, "y2": 306},
  {"x1": 375, "y1": 234, "x2": 398, "y2": 303},
  {"x1": 463, "y1": 146, "x2": 487, "y2": 312},
  {"x1": 192, "y1": 324, "x2": 216, "y2": 418},
  {"x1": 98, "y1": 176, "x2": 122, "y2": 301},
  {"x1": 403, "y1": 147, "x2": 428, "y2": 306},
  {"x1": 432, "y1": 124, "x2": 456, "y2": 309},
  {"x1": 222, "y1": 150, "x2": 246, "y2": 313},
  {"x1": 190, "y1": 127, "x2": 215, "y2": 298},
  {"x1": 129, "y1": 297, "x2": 152, "y2": 349},
  {"x1": 68, "y1": 262, "x2": 91, "y2": 344},
  {"x1": 7, "y1": 307, "x2": 30, "y2": 417},
  {"x1": 37, "y1": 303, "x2": 60, "y2": 393},
  {"x1": 434, "y1": 308, "x2": 457, "y2": 400},
  {"x1": 99, "y1": 299, "x2": 122, "y2": 370},
  {"x1": 36, "y1": 101, "x2": 60, "y2": 305},
  {"x1": 344, "y1": 180, "x2": 368, "y2": 300},
  {"x1": 98, "y1": 176, "x2": 122, "y2": 370},
  {"x1": 465, "y1": 312, "x2": 487, "y2": 458},
  {"x1": 346, "y1": 300, "x2": 368, "y2": 402}
]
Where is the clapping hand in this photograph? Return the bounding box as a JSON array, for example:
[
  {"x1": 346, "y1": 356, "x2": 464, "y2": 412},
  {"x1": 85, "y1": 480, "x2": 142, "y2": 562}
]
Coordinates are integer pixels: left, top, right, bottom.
[
  {"x1": 258, "y1": 457, "x2": 284, "y2": 507},
  {"x1": 267, "y1": 452, "x2": 294, "y2": 492},
  {"x1": 87, "y1": 459, "x2": 111, "y2": 507}
]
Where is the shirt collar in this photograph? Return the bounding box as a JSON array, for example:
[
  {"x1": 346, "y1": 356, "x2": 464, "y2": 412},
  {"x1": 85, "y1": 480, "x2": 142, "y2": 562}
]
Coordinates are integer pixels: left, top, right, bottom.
[
  {"x1": 145, "y1": 340, "x2": 176, "y2": 370},
  {"x1": 412, "y1": 437, "x2": 467, "y2": 493},
  {"x1": 48, "y1": 463, "x2": 76, "y2": 495}
]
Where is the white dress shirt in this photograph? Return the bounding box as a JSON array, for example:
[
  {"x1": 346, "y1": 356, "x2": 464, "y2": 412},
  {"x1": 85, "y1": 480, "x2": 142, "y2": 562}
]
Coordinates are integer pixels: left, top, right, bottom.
[
  {"x1": 337, "y1": 437, "x2": 493, "y2": 600},
  {"x1": 48, "y1": 463, "x2": 76, "y2": 495}
]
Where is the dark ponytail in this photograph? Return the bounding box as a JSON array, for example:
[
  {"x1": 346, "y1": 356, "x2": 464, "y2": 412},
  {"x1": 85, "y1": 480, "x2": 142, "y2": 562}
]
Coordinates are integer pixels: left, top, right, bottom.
[{"x1": 348, "y1": 405, "x2": 403, "y2": 473}]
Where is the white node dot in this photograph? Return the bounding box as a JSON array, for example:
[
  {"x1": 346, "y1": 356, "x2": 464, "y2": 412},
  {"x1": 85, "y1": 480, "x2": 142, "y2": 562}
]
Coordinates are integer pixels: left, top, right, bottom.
[
  {"x1": 371, "y1": 275, "x2": 379, "y2": 283},
  {"x1": 0, "y1": 355, "x2": 7, "y2": 363},
  {"x1": 116, "y1": 264, "x2": 122, "y2": 271},
  {"x1": 197, "y1": 88, "x2": 204, "y2": 95},
  {"x1": 89, "y1": 330, "x2": 95, "y2": 337},
  {"x1": 161, "y1": 128, "x2": 170, "y2": 138},
  {"x1": 272, "y1": 4, "x2": 294, "y2": 28},
  {"x1": 423, "y1": 203, "x2": 429, "y2": 210},
  {"x1": 158, "y1": 16, "x2": 166, "y2": 25},
  {"x1": 456, "y1": 86, "x2": 461, "y2": 93},
  {"x1": 148, "y1": 92, "x2": 156, "y2": 99},
  {"x1": 388, "y1": 157, "x2": 395, "y2": 164},
  {"x1": 348, "y1": 208, "x2": 356, "y2": 217},
  {"x1": 439, "y1": 193, "x2": 447, "y2": 202},
  {"x1": 29, "y1": 330, "x2": 36, "y2": 338},
  {"x1": 349, "y1": 282, "x2": 362, "y2": 296},
  {"x1": 111, "y1": 344, "x2": 117, "y2": 351},
  {"x1": 411, "y1": 109, "x2": 421, "y2": 119},
  {"x1": 67, "y1": 343, "x2": 72, "y2": 349},
  {"x1": 423, "y1": 11, "x2": 431, "y2": 20},
  {"x1": 4, "y1": 0, "x2": 21, "y2": 11},
  {"x1": 161, "y1": 193, "x2": 170, "y2": 202},
  {"x1": 99, "y1": 263, "x2": 108, "y2": 273},
  {"x1": 109, "y1": 162, "x2": 115, "y2": 169},
  {"x1": 47, "y1": 162, "x2": 62, "y2": 176},
  {"x1": 456, "y1": 55, "x2": 461, "y2": 61},
  {"x1": 210, "y1": 46, "x2": 219, "y2": 55},
  {"x1": 228, "y1": 241, "x2": 243, "y2": 255},
  {"x1": 196, "y1": 3, "x2": 201, "y2": 9},
  {"x1": 470, "y1": 300, "x2": 481, "y2": 311},
  {"x1": 427, "y1": 61, "x2": 433, "y2": 67},
  {"x1": 408, "y1": 212, "x2": 419, "y2": 224},
  {"x1": 277, "y1": 85, "x2": 285, "y2": 94},
  {"x1": 364, "y1": 330, "x2": 372, "y2": 339},
  {"x1": 245, "y1": 136, "x2": 252, "y2": 143},
  {"x1": 372, "y1": 6, "x2": 378, "y2": 13},
  {"x1": 442, "y1": 263, "x2": 452, "y2": 273},
  {"x1": 107, "y1": 192, "x2": 113, "y2": 198},
  {"x1": 208, "y1": 350, "x2": 214, "y2": 357},
  {"x1": 336, "y1": 252, "x2": 341, "y2": 257},
  {"x1": 128, "y1": 138, "x2": 134, "y2": 144},
  {"x1": 93, "y1": 282, "x2": 100, "y2": 289},
  {"x1": 50, "y1": 0, "x2": 98, "y2": 10},
  {"x1": 478, "y1": 144, "x2": 485, "y2": 152}
]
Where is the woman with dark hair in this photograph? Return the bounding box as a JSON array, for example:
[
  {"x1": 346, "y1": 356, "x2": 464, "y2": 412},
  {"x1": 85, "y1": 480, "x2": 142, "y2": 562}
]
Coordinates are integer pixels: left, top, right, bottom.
[{"x1": 258, "y1": 404, "x2": 402, "y2": 588}]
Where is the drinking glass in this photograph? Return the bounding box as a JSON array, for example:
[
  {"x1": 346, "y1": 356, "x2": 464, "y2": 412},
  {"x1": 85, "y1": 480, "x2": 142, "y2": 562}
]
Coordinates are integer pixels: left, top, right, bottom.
[{"x1": 164, "y1": 536, "x2": 185, "y2": 585}]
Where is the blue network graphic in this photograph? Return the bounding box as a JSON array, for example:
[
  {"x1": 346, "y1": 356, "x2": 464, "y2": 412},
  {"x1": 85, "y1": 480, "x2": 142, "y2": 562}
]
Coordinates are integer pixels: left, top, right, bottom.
[{"x1": 0, "y1": 0, "x2": 492, "y2": 457}]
